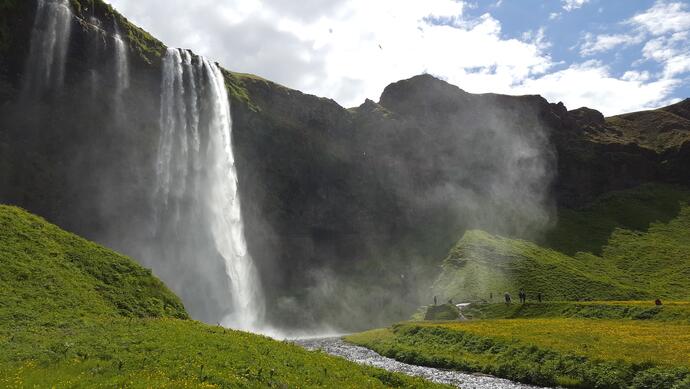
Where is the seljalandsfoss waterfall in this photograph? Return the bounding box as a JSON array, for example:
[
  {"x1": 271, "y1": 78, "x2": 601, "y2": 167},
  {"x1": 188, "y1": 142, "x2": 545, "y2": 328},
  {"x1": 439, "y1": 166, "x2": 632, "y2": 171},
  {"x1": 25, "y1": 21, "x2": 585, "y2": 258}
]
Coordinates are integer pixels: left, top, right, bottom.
[{"x1": 154, "y1": 48, "x2": 265, "y2": 331}]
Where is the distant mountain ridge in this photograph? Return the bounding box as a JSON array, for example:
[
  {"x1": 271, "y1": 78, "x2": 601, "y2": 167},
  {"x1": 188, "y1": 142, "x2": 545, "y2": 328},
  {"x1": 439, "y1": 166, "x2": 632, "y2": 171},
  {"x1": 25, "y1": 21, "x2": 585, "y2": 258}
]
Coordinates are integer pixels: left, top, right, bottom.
[{"x1": 562, "y1": 98, "x2": 690, "y2": 153}]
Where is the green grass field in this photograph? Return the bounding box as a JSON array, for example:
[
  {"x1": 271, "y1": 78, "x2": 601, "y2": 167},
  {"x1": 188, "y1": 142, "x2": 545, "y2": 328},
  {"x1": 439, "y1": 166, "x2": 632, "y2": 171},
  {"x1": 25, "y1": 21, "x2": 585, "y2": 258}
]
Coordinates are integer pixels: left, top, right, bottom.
[
  {"x1": 0, "y1": 205, "x2": 443, "y2": 388},
  {"x1": 347, "y1": 316, "x2": 690, "y2": 388},
  {"x1": 433, "y1": 184, "x2": 690, "y2": 303},
  {"x1": 461, "y1": 300, "x2": 690, "y2": 322}
]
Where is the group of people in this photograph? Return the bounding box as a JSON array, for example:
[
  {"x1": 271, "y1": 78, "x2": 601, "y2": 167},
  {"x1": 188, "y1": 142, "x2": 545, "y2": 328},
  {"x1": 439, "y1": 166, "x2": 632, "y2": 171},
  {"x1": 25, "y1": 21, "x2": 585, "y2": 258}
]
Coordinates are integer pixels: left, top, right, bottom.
[{"x1": 502, "y1": 289, "x2": 542, "y2": 304}]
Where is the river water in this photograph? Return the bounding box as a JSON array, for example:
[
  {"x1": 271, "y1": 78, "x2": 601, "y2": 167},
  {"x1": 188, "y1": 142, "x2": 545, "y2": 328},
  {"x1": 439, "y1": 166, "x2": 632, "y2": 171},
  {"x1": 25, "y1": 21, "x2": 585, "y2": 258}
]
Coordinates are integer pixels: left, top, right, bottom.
[{"x1": 295, "y1": 337, "x2": 550, "y2": 389}]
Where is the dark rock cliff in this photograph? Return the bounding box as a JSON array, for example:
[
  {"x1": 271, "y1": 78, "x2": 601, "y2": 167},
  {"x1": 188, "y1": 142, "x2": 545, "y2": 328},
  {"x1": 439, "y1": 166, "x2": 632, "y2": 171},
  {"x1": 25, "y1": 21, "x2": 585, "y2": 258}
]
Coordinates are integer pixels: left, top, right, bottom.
[{"x1": 1, "y1": 0, "x2": 688, "y2": 329}]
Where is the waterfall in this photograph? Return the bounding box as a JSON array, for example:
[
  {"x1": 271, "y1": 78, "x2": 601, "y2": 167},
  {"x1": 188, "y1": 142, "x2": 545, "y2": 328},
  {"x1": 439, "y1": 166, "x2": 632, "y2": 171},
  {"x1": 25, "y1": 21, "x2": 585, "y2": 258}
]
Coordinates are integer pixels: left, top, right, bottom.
[
  {"x1": 113, "y1": 25, "x2": 130, "y2": 120},
  {"x1": 22, "y1": 0, "x2": 73, "y2": 98},
  {"x1": 86, "y1": 17, "x2": 105, "y2": 99},
  {"x1": 155, "y1": 48, "x2": 265, "y2": 331}
]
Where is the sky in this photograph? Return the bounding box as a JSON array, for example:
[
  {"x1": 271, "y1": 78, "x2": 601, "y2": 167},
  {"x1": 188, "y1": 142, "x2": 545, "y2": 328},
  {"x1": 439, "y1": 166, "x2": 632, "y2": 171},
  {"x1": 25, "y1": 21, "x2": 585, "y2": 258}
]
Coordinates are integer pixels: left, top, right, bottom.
[{"x1": 106, "y1": 0, "x2": 690, "y2": 116}]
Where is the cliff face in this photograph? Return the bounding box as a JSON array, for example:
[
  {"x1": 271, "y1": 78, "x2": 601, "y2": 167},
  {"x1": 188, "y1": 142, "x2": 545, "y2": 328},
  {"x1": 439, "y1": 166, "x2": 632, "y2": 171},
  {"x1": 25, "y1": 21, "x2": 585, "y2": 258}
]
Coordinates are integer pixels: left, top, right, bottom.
[
  {"x1": 229, "y1": 73, "x2": 690, "y2": 327},
  {"x1": 1, "y1": 0, "x2": 688, "y2": 329}
]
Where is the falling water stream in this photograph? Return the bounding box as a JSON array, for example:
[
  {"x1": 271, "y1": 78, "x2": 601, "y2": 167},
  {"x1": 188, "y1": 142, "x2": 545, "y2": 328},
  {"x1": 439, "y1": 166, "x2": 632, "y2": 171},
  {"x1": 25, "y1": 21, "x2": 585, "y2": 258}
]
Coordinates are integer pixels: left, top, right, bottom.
[
  {"x1": 23, "y1": 0, "x2": 72, "y2": 98},
  {"x1": 156, "y1": 48, "x2": 265, "y2": 331},
  {"x1": 113, "y1": 26, "x2": 130, "y2": 120}
]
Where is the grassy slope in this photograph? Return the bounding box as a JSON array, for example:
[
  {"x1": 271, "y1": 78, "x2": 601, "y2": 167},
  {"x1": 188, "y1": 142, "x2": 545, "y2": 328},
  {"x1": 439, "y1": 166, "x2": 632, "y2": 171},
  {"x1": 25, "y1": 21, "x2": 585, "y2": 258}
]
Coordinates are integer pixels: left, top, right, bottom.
[
  {"x1": 0, "y1": 205, "x2": 442, "y2": 388},
  {"x1": 346, "y1": 320, "x2": 690, "y2": 389},
  {"x1": 462, "y1": 301, "x2": 690, "y2": 322},
  {"x1": 373, "y1": 184, "x2": 690, "y2": 388},
  {"x1": 0, "y1": 205, "x2": 188, "y2": 323},
  {"x1": 433, "y1": 184, "x2": 690, "y2": 302},
  {"x1": 589, "y1": 99, "x2": 690, "y2": 152}
]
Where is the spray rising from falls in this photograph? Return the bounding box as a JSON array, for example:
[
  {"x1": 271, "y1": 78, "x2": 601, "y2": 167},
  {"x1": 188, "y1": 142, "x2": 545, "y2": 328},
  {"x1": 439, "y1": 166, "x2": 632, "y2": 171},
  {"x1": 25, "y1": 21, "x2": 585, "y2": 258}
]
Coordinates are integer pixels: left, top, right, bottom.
[
  {"x1": 112, "y1": 24, "x2": 130, "y2": 120},
  {"x1": 155, "y1": 48, "x2": 265, "y2": 331},
  {"x1": 86, "y1": 17, "x2": 105, "y2": 99},
  {"x1": 23, "y1": 0, "x2": 73, "y2": 98}
]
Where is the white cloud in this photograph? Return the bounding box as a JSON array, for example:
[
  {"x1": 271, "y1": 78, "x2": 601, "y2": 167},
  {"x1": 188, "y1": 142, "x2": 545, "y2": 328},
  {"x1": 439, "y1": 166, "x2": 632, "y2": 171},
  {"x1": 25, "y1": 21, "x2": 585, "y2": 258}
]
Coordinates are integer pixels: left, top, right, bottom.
[
  {"x1": 562, "y1": 0, "x2": 590, "y2": 12},
  {"x1": 579, "y1": 32, "x2": 644, "y2": 56},
  {"x1": 641, "y1": 32, "x2": 689, "y2": 62},
  {"x1": 572, "y1": 0, "x2": 689, "y2": 106},
  {"x1": 106, "y1": 0, "x2": 686, "y2": 115},
  {"x1": 516, "y1": 61, "x2": 679, "y2": 115},
  {"x1": 630, "y1": 0, "x2": 690, "y2": 35},
  {"x1": 109, "y1": 0, "x2": 557, "y2": 107},
  {"x1": 631, "y1": 3, "x2": 690, "y2": 78},
  {"x1": 621, "y1": 70, "x2": 651, "y2": 82}
]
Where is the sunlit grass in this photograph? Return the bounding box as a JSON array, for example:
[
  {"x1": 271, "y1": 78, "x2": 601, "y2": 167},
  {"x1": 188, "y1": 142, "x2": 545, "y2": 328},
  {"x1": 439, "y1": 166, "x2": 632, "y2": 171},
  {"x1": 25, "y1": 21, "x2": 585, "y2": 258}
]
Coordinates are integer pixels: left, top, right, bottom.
[
  {"x1": 0, "y1": 317, "x2": 442, "y2": 388},
  {"x1": 0, "y1": 205, "x2": 444, "y2": 388},
  {"x1": 434, "y1": 184, "x2": 690, "y2": 303},
  {"x1": 421, "y1": 319, "x2": 690, "y2": 368},
  {"x1": 347, "y1": 317, "x2": 690, "y2": 388}
]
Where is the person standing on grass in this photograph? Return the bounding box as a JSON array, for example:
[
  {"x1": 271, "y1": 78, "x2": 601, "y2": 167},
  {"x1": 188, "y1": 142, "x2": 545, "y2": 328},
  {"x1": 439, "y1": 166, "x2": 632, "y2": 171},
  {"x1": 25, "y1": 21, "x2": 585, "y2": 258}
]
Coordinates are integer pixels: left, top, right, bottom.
[
  {"x1": 537, "y1": 292, "x2": 543, "y2": 303},
  {"x1": 519, "y1": 289, "x2": 526, "y2": 304},
  {"x1": 504, "y1": 292, "x2": 511, "y2": 304}
]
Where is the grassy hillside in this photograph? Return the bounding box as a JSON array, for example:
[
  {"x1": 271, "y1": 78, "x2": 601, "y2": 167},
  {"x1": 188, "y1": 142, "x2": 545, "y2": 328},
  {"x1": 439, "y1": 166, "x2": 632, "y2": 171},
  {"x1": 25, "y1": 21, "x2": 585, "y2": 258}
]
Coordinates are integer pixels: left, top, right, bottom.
[
  {"x1": 461, "y1": 301, "x2": 690, "y2": 322},
  {"x1": 0, "y1": 205, "x2": 442, "y2": 388},
  {"x1": 0, "y1": 205, "x2": 188, "y2": 323},
  {"x1": 433, "y1": 184, "x2": 690, "y2": 302},
  {"x1": 590, "y1": 99, "x2": 690, "y2": 152},
  {"x1": 347, "y1": 320, "x2": 690, "y2": 388}
]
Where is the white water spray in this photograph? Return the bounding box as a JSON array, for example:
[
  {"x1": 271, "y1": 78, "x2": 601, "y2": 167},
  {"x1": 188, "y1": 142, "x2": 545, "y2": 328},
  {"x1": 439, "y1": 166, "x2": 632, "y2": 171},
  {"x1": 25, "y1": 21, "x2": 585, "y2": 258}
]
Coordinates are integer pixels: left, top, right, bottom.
[
  {"x1": 86, "y1": 17, "x2": 104, "y2": 99},
  {"x1": 113, "y1": 26, "x2": 130, "y2": 120},
  {"x1": 156, "y1": 48, "x2": 265, "y2": 331},
  {"x1": 23, "y1": 0, "x2": 73, "y2": 98}
]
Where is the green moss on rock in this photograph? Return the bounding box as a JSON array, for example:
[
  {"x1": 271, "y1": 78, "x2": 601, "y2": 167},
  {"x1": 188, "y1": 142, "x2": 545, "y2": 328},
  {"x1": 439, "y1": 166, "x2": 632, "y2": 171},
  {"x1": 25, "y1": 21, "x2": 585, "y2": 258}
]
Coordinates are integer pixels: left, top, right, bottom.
[
  {"x1": 423, "y1": 304, "x2": 460, "y2": 320},
  {"x1": 0, "y1": 0, "x2": 19, "y2": 52},
  {"x1": 223, "y1": 70, "x2": 260, "y2": 112},
  {"x1": 69, "y1": 0, "x2": 166, "y2": 64}
]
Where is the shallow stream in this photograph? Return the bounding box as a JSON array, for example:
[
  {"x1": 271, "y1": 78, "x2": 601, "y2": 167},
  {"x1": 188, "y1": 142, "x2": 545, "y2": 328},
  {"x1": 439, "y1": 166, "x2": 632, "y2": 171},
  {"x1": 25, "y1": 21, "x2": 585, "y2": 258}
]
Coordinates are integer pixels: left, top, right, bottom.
[{"x1": 295, "y1": 337, "x2": 551, "y2": 389}]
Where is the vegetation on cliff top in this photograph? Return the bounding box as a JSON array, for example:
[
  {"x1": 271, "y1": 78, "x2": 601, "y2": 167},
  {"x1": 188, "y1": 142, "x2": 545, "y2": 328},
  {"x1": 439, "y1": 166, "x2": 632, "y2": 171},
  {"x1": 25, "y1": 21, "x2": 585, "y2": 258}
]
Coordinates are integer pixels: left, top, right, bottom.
[
  {"x1": 69, "y1": 0, "x2": 166, "y2": 64},
  {"x1": 597, "y1": 99, "x2": 690, "y2": 152},
  {"x1": 0, "y1": 205, "x2": 443, "y2": 388}
]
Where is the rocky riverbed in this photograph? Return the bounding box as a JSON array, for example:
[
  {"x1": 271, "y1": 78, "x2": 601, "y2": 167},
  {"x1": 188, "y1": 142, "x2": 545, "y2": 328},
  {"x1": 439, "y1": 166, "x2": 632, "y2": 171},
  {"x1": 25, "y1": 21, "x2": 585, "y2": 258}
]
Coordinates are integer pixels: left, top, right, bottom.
[{"x1": 295, "y1": 337, "x2": 551, "y2": 389}]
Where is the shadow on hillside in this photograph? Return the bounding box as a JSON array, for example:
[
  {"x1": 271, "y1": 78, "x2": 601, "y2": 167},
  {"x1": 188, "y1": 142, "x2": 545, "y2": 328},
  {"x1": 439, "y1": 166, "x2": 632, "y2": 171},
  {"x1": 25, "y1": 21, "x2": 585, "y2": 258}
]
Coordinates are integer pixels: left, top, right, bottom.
[{"x1": 541, "y1": 183, "x2": 689, "y2": 256}]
